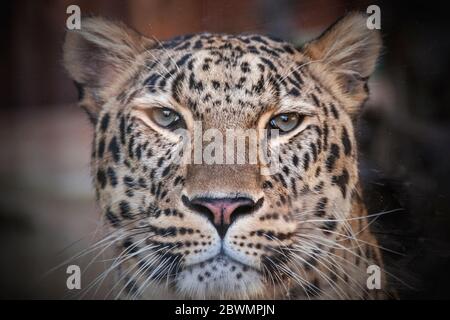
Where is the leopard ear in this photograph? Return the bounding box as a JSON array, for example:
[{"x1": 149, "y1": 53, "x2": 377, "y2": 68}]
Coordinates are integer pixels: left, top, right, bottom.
[
  {"x1": 303, "y1": 13, "x2": 382, "y2": 114},
  {"x1": 63, "y1": 17, "x2": 153, "y2": 122}
]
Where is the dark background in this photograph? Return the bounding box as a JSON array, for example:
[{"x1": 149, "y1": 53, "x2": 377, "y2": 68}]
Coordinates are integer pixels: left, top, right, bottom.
[{"x1": 0, "y1": 0, "x2": 449, "y2": 299}]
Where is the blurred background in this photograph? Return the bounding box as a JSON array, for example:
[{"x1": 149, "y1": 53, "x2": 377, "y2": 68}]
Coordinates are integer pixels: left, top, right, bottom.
[{"x1": 1, "y1": 0, "x2": 449, "y2": 299}]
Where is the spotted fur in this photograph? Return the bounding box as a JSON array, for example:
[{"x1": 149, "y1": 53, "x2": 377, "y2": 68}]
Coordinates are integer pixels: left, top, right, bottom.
[{"x1": 63, "y1": 13, "x2": 391, "y2": 299}]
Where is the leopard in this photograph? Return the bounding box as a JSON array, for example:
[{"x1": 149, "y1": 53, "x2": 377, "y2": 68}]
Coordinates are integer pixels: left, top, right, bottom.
[{"x1": 63, "y1": 12, "x2": 391, "y2": 299}]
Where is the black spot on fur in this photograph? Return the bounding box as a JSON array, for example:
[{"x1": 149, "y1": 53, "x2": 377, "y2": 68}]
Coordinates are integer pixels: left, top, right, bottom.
[
  {"x1": 323, "y1": 124, "x2": 329, "y2": 151},
  {"x1": 189, "y1": 73, "x2": 204, "y2": 92},
  {"x1": 342, "y1": 127, "x2": 352, "y2": 156},
  {"x1": 123, "y1": 176, "x2": 135, "y2": 188},
  {"x1": 176, "y1": 53, "x2": 191, "y2": 67},
  {"x1": 119, "y1": 116, "x2": 126, "y2": 145},
  {"x1": 171, "y1": 72, "x2": 185, "y2": 102},
  {"x1": 283, "y1": 45, "x2": 295, "y2": 54},
  {"x1": 310, "y1": 143, "x2": 318, "y2": 162},
  {"x1": 310, "y1": 93, "x2": 320, "y2": 107},
  {"x1": 332, "y1": 169, "x2": 349, "y2": 198},
  {"x1": 174, "y1": 175, "x2": 183, "y2": 186},
  {"x1": 144, "y1": 73, "x2": 161, "y2": 92},
  {"x1": 330, "y1": 103, "x2": 339, "y2": 119},
  {"x1": 289, "y1": 88, "x2": 300, "y2": 97},
  {"x1": 303, "y1": 152, "x2": 310, "y2": 171},
  {"x1": 162, "y1": 165, "x2": 171, "y2": 177},
  {"x1": 106, "y1": 208, "x2": 120, "y2": 227},
  {"x1": 292, "y1": 154, "x2": 299, "y2": 167},
  {"x1": 326, "y1": 144, "x2": 340, "y2": 172},
  {"x1": 260, "y1": 57, "x2": 276, "y2": 71},
  {"x1": 97, "y1": 169, "x2": 107, "y2": 189},
  {"x1": 119, "y1": 200, "x2": 133, "y2": 219},
  {"x1": 108, "y1": 137, "x2": 121, "y2": 163},
  {"x1": 240, "y1": 62, "x2": 250, "y2": 73},
  {"x1": 277, "y1": 173, "x2": 288, "y2": 188},
  {"x1": 322, "y1": 219, "x2": 337, "y2": 233},
  {"x1": 97, "y1": 139, "x2": 105, "y2": 158},
  {"x1": 107, "y1": 167, "x2": 118, "y2": 187},
  {"x1": 315, "y1": 197, "x2": 328, "y2": 217},
  {"x1": 212, "y1": 80, "x2": 220, "y2": 90},
  {"x1": 100, "y1": 113, "x2": 110, "y2": 132}
]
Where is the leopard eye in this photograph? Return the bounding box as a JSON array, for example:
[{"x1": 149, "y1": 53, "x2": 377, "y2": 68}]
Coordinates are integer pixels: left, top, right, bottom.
[
  {"x1": 268, "y1": 113, "x2": 303, "y2": 133},
  {"x1": 149, "y1": 108, "x2": 185, "y2": 130}
]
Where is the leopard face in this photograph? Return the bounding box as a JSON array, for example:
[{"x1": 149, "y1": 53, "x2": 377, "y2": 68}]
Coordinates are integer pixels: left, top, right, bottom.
[{"x1": 64, "y1": 13, "x2": 383, "y2": 299}]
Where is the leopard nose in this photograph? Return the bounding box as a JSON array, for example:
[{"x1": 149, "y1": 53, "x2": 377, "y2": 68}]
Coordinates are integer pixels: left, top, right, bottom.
[{"x1": 182, "y1": 196, "x2": 263, "y2": 238}]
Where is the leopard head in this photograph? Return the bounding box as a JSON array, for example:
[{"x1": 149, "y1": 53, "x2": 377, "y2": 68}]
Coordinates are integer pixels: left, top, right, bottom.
[{"x1": 63, "y1": 13, "x2": 381, "y2": 299}]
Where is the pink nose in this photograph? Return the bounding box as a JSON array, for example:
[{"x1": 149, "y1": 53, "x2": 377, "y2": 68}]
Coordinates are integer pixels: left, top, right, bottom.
[
  {"x1": 185, "y1": 196, "x2": 259, "y2": 238},
  {"x1": 191, "y1": 198, "x2": 254, "y2": 226}
]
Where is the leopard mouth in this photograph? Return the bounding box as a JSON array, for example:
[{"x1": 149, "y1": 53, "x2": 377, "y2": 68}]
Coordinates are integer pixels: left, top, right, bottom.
[
  {"x1": 184, "y1": 253, "x2": 261, "y2": 274},
  {"x1": 180, "y1": 237, "x2": 263, "y2": 273},
  {"x1": 175, "y1": 253, "x2": 265, "y2": 299}
]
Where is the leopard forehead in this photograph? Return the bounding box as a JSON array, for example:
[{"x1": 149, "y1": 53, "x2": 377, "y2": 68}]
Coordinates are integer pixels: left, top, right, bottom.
[{"x1": 117, "y1": 33, "x2": 319, "y2": 125}]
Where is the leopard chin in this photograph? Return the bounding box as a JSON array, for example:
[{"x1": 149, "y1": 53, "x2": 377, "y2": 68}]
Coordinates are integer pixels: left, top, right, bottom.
[{"x1": 175, "y1": 255, "x2": 265, "y2": 300}]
